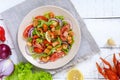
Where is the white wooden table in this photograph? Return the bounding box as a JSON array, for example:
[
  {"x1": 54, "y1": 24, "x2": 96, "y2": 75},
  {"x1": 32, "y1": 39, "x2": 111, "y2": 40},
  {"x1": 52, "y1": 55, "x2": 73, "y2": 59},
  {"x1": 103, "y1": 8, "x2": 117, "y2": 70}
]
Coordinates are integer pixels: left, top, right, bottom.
[{"x1": 0, "y1": 0, "x2": 120, "y2": 80}]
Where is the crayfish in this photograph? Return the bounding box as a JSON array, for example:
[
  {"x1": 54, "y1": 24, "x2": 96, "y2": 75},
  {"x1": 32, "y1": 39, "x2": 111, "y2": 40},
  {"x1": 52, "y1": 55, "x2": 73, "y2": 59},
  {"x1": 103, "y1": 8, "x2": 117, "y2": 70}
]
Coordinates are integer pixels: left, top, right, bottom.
[{"x1": 96, "y1": 54, "x2": 120, "y2": 80}]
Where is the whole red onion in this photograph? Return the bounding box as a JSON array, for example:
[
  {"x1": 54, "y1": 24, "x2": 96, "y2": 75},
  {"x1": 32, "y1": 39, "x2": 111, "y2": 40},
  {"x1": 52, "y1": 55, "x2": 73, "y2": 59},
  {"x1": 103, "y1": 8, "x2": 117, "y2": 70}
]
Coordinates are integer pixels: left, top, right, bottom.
[{"x1": 0, "y1": 44, "x2": 11, "y2": 59}]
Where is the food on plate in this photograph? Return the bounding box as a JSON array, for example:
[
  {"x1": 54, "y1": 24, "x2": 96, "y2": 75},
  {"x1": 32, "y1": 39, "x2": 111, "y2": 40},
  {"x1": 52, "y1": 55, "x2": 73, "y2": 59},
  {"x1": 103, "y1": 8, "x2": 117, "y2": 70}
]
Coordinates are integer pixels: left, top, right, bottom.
[
  {"x1": 23, "y1": 12, "x2": 74, "y2": 63},
  {"x1": 5, "y1": 62, "x2": 53, "y2": 80},
  {"x1": 96, "y1": 54, "x2": 120, "y2": 80},
  {"x1": 0, "y1": 26, "x2": 6, "y2": 42},
  {"x1": 0, "y1": 59, "x2": 14, "y2": 79},
  {"x1": 0, "y1": 44, "x2": 11, "y2": 59},
  {"x1": 107, "y1": 38, "x2": 115, "y2": 46},
  {"x1": 67, "y1": 68, "x2": 84, "y2": 80}
]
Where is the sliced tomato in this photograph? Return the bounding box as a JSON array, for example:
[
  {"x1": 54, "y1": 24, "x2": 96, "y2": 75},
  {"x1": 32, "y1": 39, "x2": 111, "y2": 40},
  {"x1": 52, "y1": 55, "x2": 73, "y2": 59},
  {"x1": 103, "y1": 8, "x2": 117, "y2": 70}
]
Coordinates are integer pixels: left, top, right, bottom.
[
  {"x1": 60, "y1": 24, "x2": 70, "y2": 41},
  {"x1": 23, "y1": 24, "x2": 33, "y2": 39},
  {"x1": 57, "y1": 52, "x2": 65, "y2": 58},
  {"x1": 33, "y1": 42, "x2": 44, "y2": 50},
  {"x1": 43, "y1": 39, "x2": 52, "y2": 45},
  {"x1": 32, "y1": 35, "x2": 39, "y2": 39},
  {"x1": 34, "y1": 47, "x2": 43, "y2": 53},
  {"x1": 49, "y1": 53, "x2": 59, "y2": 62},
  {"x1": 60, "y1": 35, "x2": 67, "y2": 41},
  {"x1": 32, "y1": 39, "x2": 36, "y2": 45},
  {"x1": 50, "y1": 25, "x2": 55, "y2": 28},
  {"x1": 50, "y1": 52, "x2": 65, "y2": 62},
  {"x1": 35, "y1": 16, "x2": 48, "y2": 21},
  {"x1": 61, "y1": 24, "x2": 70, "y2": 33}
]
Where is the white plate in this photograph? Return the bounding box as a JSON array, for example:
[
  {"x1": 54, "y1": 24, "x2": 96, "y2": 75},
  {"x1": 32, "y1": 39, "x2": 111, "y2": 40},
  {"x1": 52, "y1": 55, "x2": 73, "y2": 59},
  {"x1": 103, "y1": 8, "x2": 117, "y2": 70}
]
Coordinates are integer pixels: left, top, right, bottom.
[{"x1": 18, "y1": 5, "x2": 81, "y2": 69}]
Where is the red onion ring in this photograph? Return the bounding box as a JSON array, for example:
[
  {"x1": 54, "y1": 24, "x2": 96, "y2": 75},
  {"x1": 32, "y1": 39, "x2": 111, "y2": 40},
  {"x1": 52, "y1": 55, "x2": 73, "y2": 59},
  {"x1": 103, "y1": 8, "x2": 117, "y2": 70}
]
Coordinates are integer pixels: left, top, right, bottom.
[
  {"x1": 49, "y1": 18, "x2": 63, "y2": 27},
  {"x1": 0, "y1": 59, "x2": 14, "y2": 79},
  {"x1": 58, "y1": 19, "x2": 63, "y2": 27},
  {"x1": 28, "y1": 27, "x2": 34, "y2": 37}
]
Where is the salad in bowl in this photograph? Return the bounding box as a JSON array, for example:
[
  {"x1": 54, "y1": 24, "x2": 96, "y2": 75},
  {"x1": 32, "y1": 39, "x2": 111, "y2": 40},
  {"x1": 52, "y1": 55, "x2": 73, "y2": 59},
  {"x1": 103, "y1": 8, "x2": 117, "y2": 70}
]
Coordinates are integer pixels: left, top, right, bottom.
[
  {"x1": 18, "y1": 5, "x2": 81, "y2": 69},
  {"x1": 23, "y1": 12, "x2": 74, "y2": 63}
]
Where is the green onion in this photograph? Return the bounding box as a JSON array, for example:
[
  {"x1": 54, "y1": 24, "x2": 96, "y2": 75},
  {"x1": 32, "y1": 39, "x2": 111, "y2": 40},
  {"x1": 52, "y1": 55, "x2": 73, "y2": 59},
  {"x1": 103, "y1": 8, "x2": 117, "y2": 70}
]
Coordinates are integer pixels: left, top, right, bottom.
[
  {"x1": 27, "y1": 37, "x2": 32, "y2": 42},
  {"x1": 62, "y1": 49, "x2": 69, "y2": 54},
  {"x1": 55, "y1": 26, "x2": 61, "y2": 30},
  {"x1": 63, "y1": 21, "x2": 68, "y2": 25},
  {"x1": 37, "y1": 20, "x2": 44, "y2": 28},
  {"x1": 39, "y1": 53, "x2": 48, "y2": 58},
  {"x1": 32, "y1": 28, "x2": 37, "y2": 35},
  {"x1": 44, "y1": 12, "x2": 50, "y2": 19},
  {"x1": 32, "y1": 53, "x2": 49, "y2": 59},
  {"x1": 48, "y1": 48, "x2": 56, "y2": 55},
  {"x1": 36, "y1": 38, "x2": 43, "y2": 44},
  {"x1": 45, "y1": 44, "x2": 49, "y2": 46},
  {"x1": 55, "y1": 16, "x2": 64, "y2": 20},
  {"x1": 58, "y1": 37, "x2": 62, "y2": 45}
]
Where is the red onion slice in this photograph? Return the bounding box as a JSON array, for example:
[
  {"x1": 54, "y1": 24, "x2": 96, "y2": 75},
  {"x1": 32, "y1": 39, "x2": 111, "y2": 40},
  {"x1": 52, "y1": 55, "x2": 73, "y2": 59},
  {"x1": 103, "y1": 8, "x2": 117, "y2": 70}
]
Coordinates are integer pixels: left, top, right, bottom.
[
  {"x1": 58, "y1": 19, "x2": 63, "y2": 27},
  {"x1": 49, "y1": 18, "x2": 63, "y2": 27},
  {"x1": 28, "y1": 27, "x2": 34, "y2": 37},
  {"x1": 0, "y1": 59, "x2": 14, "y2": 78}
]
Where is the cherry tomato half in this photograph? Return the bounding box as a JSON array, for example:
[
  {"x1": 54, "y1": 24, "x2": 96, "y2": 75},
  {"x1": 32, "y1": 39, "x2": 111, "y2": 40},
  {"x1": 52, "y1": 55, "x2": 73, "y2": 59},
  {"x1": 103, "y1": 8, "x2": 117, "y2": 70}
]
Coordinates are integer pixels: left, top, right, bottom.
[
  {"x1": 61, "y1": 24, "x2": 70, "y2": 33},
  {"x1": 34, "y1": 47, "x2": 43, "y2": 53},
  {"x1": 60, "y1": 24, "x2": 70, "y2": 41},
  {"x1": 50, "y1": 52, "x2": 65, "y2": 62},
  {"x1": 35, "y1": 16, "x2": 48, "y2": 22},
  {"x1": 43, "y1": 40, "x2": 52, "y2": 45},
  {"x1": 23, "y1": 24, "x2": 33, "y2": 39}
]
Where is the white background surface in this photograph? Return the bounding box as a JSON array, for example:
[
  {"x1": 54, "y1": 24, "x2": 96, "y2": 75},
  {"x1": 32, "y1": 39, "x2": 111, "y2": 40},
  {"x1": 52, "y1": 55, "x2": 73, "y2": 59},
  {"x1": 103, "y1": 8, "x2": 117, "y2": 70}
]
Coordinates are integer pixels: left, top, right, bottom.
[
  {"x1": 71, "y1": 0, "x2": 120, "y2": 18},
  {"x1": 0, "y1": 0, "x2": 120, "y2": 80}
]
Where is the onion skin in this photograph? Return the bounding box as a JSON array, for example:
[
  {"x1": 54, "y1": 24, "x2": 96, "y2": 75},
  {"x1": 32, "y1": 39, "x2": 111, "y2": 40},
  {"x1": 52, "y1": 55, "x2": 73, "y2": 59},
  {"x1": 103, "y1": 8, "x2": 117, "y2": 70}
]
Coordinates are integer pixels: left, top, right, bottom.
[{"x1": 0, "y1": 59, "x2": 14, "y2": 79}]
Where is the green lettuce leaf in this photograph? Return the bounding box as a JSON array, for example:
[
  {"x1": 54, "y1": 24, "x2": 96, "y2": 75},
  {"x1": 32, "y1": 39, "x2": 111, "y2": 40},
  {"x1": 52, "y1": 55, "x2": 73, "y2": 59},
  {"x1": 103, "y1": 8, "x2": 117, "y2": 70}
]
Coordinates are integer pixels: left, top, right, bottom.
[{"x1": 5, "y1": 62, "x2": 53, "y2": 80}]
